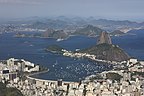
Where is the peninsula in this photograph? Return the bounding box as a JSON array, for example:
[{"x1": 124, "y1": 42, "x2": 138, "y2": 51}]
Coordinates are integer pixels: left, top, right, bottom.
[
  {"x1": 45, "y1": 32, "x2": 130, "y2": 63},
  {"x1": 80, "y1": 32, "x2": 130, "y2": 62}
]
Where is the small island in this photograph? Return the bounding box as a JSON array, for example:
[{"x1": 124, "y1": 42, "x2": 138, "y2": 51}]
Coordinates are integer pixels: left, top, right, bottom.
[{"x1": 45, "y1": 45, "x2": 64, "y2": 54}]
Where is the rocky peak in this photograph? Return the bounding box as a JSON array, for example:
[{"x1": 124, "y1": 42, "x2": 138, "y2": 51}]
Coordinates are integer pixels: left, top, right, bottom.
[
  {"x1": 97, "y1": 32, "x2": 112, "y2": 45},
  {"x1": 73, "y1": 25, "x2": 103, "y2": 36}
]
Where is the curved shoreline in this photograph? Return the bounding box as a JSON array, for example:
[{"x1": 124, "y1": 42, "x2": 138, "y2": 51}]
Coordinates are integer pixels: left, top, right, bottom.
[
  {"x1": 28, "y1": 69, "x2": 49, "y2": 77},
  {"x1": 62, "y1": 50, "x2": 123, "y2": 65},
  {"x1": 26, "y1": 54, "x2": 117, "y2": 83},
  {"x1": 26, "y1": 69, "x2": 78, "y2": 83}
]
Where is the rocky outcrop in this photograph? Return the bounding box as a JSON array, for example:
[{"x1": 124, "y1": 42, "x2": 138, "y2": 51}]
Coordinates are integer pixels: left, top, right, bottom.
[
  {"x1": 42, "y1": 29, "x2": 54, "y2": 37},
  {"x1": 42, "y1": 29, "x2": 68, "y2": 39},
  {"x1": 97, "y1": 32, "x2": 112, "y2": 45},
  {"x1": 81, "y1": 44, "x2": 130, "y2": 62},
  {"x1": 80, "y1": 32, "x2": 130, "y2": 62},
  {"x1": 73, "y1": 25, "x2": 103, "y2": 36}
]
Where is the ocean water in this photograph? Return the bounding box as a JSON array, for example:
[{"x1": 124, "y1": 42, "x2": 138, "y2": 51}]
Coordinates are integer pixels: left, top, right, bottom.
[
  {"x1": 112, "y1": 29, "x2": 144, "y2": 60},
  {"x1": 0, "y1": 30, "x2": 144, "y2": 81}
]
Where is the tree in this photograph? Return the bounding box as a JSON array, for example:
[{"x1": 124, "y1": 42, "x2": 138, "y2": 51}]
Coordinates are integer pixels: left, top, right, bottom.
[{"x1": 0, "y1": 82, "x2": 23, "y2": 96}]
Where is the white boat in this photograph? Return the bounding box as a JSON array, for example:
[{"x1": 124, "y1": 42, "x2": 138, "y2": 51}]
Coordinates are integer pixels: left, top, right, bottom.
[
  {"x1": 56, "y1": 38, "x2": 64, "y2": 42},
  {"x1": 52, "y1": 60, "x2": 58, "y2": 67}
]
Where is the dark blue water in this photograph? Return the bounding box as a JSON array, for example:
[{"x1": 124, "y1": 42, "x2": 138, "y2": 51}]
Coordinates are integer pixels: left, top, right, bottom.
[
  {"x1": 0, "y1": 30, "x2": 144, "y2": 81},
  {"x1": 112, "y1": 29, "x2": 144, "y2": 60}
]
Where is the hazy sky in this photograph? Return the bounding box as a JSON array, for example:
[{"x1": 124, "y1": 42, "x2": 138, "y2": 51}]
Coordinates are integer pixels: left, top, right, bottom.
[{"x1": 0, "y1": 0, "x2": 143, "y2": 20}]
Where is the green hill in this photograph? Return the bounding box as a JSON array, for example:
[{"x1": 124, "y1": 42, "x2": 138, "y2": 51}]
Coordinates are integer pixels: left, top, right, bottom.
[
  {"x1": 42, "y1": 29, "x2": 68, "y2": 39},
  {"x1": 80, "y1": 43, "x2": 130, "y2": 62},
  {"x1": 46, "y1": 45, "x2": 63, "y2": 54},
  {"x1": 110, "y1": 30, "x2": 125, "y2": 36},
  {"x1": 0, "y1": 82, "x2": 23, "y2": 96}
]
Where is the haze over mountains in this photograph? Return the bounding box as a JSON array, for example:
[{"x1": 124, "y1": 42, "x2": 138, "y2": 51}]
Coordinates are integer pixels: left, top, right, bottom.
[
  {"x1": 1, "y1": 16, "x2": 144, "y2": 39},
  {"x1": 4, "y1": 16, "x2": 144, "y2": 31}
]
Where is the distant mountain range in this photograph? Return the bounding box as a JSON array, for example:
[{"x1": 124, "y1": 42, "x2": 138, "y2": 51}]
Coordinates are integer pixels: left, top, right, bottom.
[
  {"x1": 5, "y1": 16, "x2": 144, "y2": 31},
  {"x1": 15, "y1": 24, "x2": 143, "y2": 39},
  {"x1": 2, "y1": 16, "x2": 144, "y2": 39}
]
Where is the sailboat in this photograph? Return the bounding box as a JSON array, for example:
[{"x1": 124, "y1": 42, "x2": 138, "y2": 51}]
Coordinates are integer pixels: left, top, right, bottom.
[{"x1": 52, "y1": 60, "x2": 58, "y2": 67}]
